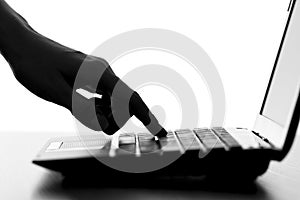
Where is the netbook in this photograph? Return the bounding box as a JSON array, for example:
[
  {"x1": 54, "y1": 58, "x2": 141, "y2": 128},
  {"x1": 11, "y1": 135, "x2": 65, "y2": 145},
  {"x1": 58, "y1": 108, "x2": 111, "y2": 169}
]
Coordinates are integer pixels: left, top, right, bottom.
[{"x1": 33, "y1": 0, "x2": 300, "y2": 181}]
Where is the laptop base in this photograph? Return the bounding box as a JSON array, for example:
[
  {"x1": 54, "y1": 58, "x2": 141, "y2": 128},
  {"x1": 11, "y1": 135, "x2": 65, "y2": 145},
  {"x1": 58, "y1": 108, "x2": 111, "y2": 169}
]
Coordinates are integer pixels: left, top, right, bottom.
[{"x1": 34, "y1": 147, "x2": 272, "y2": 182}]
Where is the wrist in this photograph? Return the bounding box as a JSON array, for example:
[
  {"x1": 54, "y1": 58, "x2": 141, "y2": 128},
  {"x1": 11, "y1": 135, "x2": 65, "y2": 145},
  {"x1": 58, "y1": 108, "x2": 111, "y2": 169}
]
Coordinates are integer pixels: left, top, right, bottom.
[
  {"x1": 0, "y1": 0, "x2": 32, "y2": 49},
  {"x1": 0, "y1": 0, "x2": 30, "y2": 30},
  {"x1": 0, "y1": 3, "x2": 35, "y2": 66}
]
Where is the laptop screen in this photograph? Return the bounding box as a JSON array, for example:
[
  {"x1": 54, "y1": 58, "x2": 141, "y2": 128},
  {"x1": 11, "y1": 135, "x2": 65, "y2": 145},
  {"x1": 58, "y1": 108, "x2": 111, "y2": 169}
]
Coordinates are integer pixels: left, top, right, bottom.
[{"x1": 260, "y1": 0, "x2": 300, "y2": 147}]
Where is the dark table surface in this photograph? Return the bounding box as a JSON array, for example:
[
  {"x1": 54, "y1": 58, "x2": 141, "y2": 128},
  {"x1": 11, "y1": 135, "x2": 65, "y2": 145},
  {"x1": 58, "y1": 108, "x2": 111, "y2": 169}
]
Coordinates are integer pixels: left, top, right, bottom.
[{"x1": 1, "y1": 131, "x2": 300, "y2": 200}]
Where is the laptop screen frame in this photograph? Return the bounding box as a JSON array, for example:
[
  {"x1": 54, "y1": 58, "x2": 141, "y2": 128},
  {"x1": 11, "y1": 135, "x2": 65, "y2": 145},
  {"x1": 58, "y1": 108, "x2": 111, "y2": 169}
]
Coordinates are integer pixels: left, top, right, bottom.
[
  {"x1": 259, "y1": 0, "x2": 296, "y2": 116},
  {"x1": 254, "y1": 0, "x2": 300, "y2": 160}
]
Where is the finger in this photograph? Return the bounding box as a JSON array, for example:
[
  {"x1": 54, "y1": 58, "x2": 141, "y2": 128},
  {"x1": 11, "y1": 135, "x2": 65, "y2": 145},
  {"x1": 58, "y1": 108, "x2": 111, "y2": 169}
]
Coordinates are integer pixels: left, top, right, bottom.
[
  {"x1": 96, "y1": 113, "x2": 125, "y2": 136},
  {"x1": 73, "y1": 92, "x2": 109, "y2": 131},
  {"x1": 108, "y1": 75, "x2": 168, "y2": 137},
  {"x1": 100, "y1": 113, "x2": 120, "y2": 135},
  {"x1": 71, "y1": 83, "x2": 112, "y2": 131},
  {"x1": 129, "y1": 92, "x2": 168, "y2": 137},
  {"x1": 53, "y1": 73, "x2": 105, "y2": 131},
  {"x1": 95, "y1": 100, "x2": 111, "y2": 116}
]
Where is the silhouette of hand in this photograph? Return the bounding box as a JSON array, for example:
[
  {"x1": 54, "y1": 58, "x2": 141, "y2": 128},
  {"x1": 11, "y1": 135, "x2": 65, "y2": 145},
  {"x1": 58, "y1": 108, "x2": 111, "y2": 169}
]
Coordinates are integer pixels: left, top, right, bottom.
[{"x1": 0, "y1": 0, "x2": 167, "y2": 137}]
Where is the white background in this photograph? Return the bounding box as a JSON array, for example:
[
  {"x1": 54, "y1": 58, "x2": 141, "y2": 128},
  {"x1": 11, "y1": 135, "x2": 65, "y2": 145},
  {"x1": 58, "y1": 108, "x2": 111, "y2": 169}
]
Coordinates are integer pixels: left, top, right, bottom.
[{"x1": 0, "y1": 0, "x2": 295, "y2": 135}]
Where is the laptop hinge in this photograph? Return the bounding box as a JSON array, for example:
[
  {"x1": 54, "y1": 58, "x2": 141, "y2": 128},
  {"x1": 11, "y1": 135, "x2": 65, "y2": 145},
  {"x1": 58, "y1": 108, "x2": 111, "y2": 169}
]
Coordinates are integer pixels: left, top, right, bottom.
[{"x1": 251, "y1": 131, "x2": 275, "y2": 148}]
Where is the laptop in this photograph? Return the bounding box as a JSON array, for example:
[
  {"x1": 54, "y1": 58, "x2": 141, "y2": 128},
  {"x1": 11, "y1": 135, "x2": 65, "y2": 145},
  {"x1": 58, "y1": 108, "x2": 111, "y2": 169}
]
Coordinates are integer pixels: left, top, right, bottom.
[{"x1": 33, "y1": 0, "x2": 300, "y2": 181}]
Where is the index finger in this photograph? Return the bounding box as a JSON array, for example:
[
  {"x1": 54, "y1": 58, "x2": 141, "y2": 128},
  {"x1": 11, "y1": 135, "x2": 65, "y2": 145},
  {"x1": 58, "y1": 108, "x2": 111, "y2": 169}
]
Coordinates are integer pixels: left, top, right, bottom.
[
  {"x1": 129, "y1": 92, "x2": 168, "y2": 138},
  {"x1": 108, "y1": 75, "x2": 168, "y2": 137}
]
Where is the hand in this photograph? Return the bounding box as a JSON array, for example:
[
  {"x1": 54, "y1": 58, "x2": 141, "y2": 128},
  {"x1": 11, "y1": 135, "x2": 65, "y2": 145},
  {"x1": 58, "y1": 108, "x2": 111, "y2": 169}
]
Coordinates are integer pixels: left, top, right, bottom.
[{"x1": 0, "y1": 0, "x2": 167, "y2": 137}]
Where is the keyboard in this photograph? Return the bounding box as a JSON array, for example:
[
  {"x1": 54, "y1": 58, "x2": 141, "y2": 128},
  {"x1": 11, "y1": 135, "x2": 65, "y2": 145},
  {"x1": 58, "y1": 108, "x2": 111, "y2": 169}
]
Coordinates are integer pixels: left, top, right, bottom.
[
  {"x1": 115, "y1": 127, "x2": 243, "y2": 156},
  {"x1": 45, "y1": 127, "x2": 271, "y2": 155}
]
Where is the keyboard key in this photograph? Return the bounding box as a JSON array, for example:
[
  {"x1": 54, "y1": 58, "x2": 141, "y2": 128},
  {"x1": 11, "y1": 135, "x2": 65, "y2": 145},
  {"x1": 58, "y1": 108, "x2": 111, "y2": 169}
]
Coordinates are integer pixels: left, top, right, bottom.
[
  {"x1": 118, "y1": 133, "x2": 136, "y2": 154},
  {"x1": 47, "y1": 142, "x2": 63, "y2": 151},
  {"x1": 224, "y1": 128, "x2": 260, "y2": 149},
  {"x1": 138, "y1": 132, "x2": 155, "y2": 140},
  {"x1": 118, "y1": 144, "x2": 136, "y2": 154},
  {"x1": 119, "y1": 133, "x2": 135, "y2": 144},
  {"x1": 138, "y1": 133, "x2": 160, "y2": 153},
  {"x1": 193, "y1": 128, "x2": 226, "y2": 150},
  {"x1": 212, "y1": 127, "x2": 241, "y2": 149},
  {"x1": 166, "y1": 131, "x2": 175, "y2": 137},
  {"x1": 175, "y1": 129, "x2": 201, "y2": 151},
  {"x1": 159, "y1": 131, "x2": 182, "y2": 152},
  {"x1": 139, "y1": 142, "x2": 160, "y2": 153}
]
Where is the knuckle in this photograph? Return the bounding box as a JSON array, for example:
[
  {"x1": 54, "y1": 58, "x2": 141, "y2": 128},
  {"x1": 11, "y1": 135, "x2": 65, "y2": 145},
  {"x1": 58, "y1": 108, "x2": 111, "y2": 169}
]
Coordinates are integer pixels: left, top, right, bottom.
[
  {"x1": 99, "y1": 58, "x2": 110, "y2": 68},
  {"x1": 86, "y1": 55, "x2": 110, "y2": 70},
  {"x1": 94, "y1": 57, "x2": 110, "y2": 69}
]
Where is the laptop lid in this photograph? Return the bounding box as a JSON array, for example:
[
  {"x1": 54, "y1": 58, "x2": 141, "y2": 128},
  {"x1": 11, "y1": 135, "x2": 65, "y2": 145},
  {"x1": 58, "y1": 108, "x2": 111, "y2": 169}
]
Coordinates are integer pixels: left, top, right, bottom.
[{"x1": 253, "y1": 0, "x2": 300, "y2": 160}]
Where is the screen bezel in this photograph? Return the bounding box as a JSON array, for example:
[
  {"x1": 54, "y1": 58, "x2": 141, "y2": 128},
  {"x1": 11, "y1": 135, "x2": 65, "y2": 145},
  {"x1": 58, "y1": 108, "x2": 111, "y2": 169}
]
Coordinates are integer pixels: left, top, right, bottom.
[
  {"x1": 254, "y1": 0, "x2": 300, "y2": 160},
  {"x1": 260, "y1": 0, "x2": 296, "y2": 115}
]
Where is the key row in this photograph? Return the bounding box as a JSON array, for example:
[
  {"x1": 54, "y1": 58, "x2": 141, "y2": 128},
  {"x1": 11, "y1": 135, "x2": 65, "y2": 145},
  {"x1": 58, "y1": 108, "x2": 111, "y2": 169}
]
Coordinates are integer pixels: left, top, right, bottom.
[{"x1": 117, "y1": 128, "x2": 242, "y2": 155}]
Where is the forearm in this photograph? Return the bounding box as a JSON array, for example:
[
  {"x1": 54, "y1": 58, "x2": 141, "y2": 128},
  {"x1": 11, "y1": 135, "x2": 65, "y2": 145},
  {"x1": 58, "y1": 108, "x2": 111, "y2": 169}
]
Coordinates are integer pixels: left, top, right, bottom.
[
  {"x1": 0, "y1": 0, "x2": 34, "y2": 65},
  {"x1": 0, "y1": 0, "x2": 27, "y2": 25}
]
